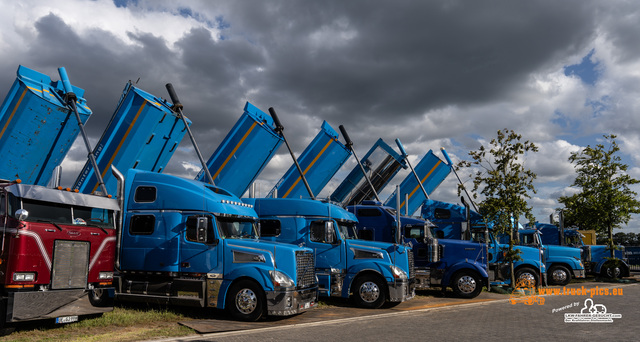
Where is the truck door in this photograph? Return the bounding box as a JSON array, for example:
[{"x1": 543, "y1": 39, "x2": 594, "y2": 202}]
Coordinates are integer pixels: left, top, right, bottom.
[
  {"x1": 306, "y1": 220, "x2": 344, "y2": 291},
  {"x1": 179, "y1": 214, "x2": 223, "y2": 275}
]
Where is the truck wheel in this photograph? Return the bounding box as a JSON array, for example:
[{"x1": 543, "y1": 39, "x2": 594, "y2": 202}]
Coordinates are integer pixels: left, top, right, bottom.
[
  {"x1": 451, "y1": 271, "x2": 483, "y2": 299},
  {"x1": 548, "y1": 265, "x2": 572, "y2": 286},
  {"x1": 227, "y1": 279, "x2": 266, "y2": 321},
  {"x1": 515, "y1": 267, "x2": 539, "y2": 288},
  {"x1": 89, "y1": 288, "x2": 114, "y2": 307},
  {"x1": 352, "y1": 274, "x2": 387, "y2": 309},
  {"x1": 600, "y1": 262, "x2": 621, "y2": 279}
]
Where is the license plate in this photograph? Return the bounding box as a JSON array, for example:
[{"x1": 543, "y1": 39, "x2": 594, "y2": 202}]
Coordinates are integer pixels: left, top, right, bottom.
[{"x1": 56, "y1": 315, "x2": 78, "y2": 324}]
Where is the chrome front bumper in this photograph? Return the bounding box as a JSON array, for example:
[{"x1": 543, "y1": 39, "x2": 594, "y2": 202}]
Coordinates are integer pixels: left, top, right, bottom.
[
  {"x1": 388, "y1": 279, "x2": 415, "y2": 303},
  {"x1": 266, "y1": 286, "x2": 318, "y2": 316}
]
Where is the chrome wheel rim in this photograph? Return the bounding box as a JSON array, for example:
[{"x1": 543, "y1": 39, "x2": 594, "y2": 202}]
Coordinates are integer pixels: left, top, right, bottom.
[
  {"x1": 517, "y1": 272, "x2": 536, "y2": 287},
  {"x1": 359, "y1": 281, "x2": 380, "y2": 303},
  {"x1": 552, "y1": 269, "x2": 567, "y2": 283},
  {"x1": 235, "y1": 288, "x2": 257, "y2": 314},
  {"x1": 457, "y1": 275, "x2": 477, "y2": 294},
  {"x1": 606, "y1": 266, "x2": 621, "y2": 278}
]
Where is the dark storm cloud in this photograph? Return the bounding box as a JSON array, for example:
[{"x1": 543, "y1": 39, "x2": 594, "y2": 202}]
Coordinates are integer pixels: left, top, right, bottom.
[
  {"x1": 217, "y1": 0, "x2": 598, "y2": 127},
  {"x1": 0, "y1": 0, "x2": 629, "y2": 185}
]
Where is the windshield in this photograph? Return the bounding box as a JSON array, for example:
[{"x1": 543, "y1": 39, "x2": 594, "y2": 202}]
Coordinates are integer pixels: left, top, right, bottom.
[
  {"x1": 216, "y1": 216, "x2": 259, "y2": 239},
  {"x1": 471, "y1": 227, "x2": 490, "y2": 243},
  {"x1": 337, "y1": 220, "x2": 358, "y2": 240},
  {"x1": 565, "y1": 234, "x2": 584, "y2": 247},
  {"x1": 21, "y1": 199, "x2": 115, "y2": 229},
  {"x1": 520, "y1": 232, "x2": 540, "y2": 247}
]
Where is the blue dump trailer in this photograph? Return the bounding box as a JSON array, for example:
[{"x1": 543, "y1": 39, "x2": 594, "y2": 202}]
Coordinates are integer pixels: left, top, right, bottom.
[
  {"x1": 330, "y1": 138, "x2": 407, "y2": 206},
  {"x1": 268, "y1": 121, "x2": 351, "y2": 199},
  {"x1": 384, "y1": 149, "x2": 452, "y2": 216},
  {"x1": 0, "y1": 65, "x2": 91, "y2": 185},
  {"x1": 73, "y1": 82, "x2": 189, "y2": 196},
  {"x1": 195, "y1": 102, "x2": 283, "y2": 197},
  {"x1": 112, "y1": 169, "x2": 318, "y2": 321}
]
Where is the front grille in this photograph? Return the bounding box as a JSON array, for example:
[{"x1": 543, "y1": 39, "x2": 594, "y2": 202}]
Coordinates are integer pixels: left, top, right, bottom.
[
  {"x1": 407, "y1": 250, "x2": 415, "y2": 279},
  {"x1": 438, "y1": 244, "x2": 445, "y2": 260},
  {"x1": 295, "y1": 251, "x2": 316, "y2": 288},
  {"x1": 51, "y1": 240, "x2": 90, "y2": 289}
]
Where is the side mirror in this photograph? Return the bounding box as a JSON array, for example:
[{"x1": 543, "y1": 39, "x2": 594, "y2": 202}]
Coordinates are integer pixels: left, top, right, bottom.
[
  {"x1": 196, "y1": 216, "x2": 208, "y2": 243},
  {"x1": 325, "y1": 221, "x2": 336, "y2": 244},
  {"x1": 15, "y1": 209, "x2": 28, "y2": 221}
]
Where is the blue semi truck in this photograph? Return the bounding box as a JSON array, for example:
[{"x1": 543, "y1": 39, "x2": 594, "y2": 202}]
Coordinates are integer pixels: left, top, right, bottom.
[
  {"x1": 247, "y1": 198, "x2": 415, "y2": 308},
  {"x1": 422, "y1": 199, "x2": 547, "y2": 287},
  {"x1": 111, "y1": 169, "x2": 318, "y2": 321},
  {"x1": 340, "y1": 144, "x2": 491, "y2": 298},
  {"x1": 349, "y1": 200, "x2": 489, "y2": 298},
  {"x1": 499, "y1": 227, "x2": 585, "y2": 285},
  {"x1": 523, "y1": 222, "x2": 629, "y2": 279}
]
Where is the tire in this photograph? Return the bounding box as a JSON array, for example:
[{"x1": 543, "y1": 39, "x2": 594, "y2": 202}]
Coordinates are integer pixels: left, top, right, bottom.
[
  {"x1": 351, "y1": 274, "x2": 387, "y2": 309},
  {"x1": 547, "y1": 265, "x2": 572, "y2": 286},
  {"x1": 89, "y1": 288, "x2": 114, "y2": 307},
  {"x1": 451, "y1": 271, "x2": 483, "y2": 299},
  {"x1": 600, "y1": 261, "x2": 622, "y2": 279},
  {"x1": 515, "y1": 267, "x2": 539, "y2": 288},
  {"x1": 226, "y1": 279, "x2": 266, "y2": 321}
]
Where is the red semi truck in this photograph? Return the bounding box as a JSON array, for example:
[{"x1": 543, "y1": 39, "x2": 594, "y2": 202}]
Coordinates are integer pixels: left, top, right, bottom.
[{"x1": 0, "y1": 178, "x2": 118, "y2": 331}]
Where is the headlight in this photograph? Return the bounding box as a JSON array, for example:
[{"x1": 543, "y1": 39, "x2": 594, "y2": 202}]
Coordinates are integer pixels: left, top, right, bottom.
[
  {"x1": 98, "y1": 272, "x2": 114, "y2": 280},
  {"x1": 389, "y1": 265, "x2": 407, "y2": 280},
  {"x1": 269, "y1": 270, "x2": 295, "y2": 288},
  {"x1": 13, "y1": 272, "x2": 36, "y2": 282}
]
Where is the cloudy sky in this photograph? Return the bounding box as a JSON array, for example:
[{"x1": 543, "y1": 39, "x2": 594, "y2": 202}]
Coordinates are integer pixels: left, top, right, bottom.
[{"x1": 2, "y1": 0, "x2": 639, "y2": 233}]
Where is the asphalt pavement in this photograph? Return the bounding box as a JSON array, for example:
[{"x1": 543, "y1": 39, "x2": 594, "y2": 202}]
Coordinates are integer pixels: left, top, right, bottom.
[{"x1": 155, "y1": 275, "x2": 638, "y2": 341}]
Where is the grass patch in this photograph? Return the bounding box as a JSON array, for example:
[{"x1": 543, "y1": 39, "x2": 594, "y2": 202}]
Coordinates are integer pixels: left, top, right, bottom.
[{"x1": 0, "y1": 305, "x2": 198, "y2": 342}]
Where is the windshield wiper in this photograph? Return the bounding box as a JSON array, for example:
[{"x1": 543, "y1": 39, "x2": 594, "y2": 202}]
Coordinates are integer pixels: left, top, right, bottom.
[{"x1": 36, "y1": 219, "x2": 63, "y2": 231}]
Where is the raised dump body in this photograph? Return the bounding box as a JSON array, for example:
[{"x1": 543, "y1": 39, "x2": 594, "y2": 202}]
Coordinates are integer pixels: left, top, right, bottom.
[
  {"x1": 0, "y1": 65, "x2": 91, "y2": 185},
  {"x1": 384, "y1": 149, "x2": 452, "y2": 216},
  {"x1": 195, "y1": 102, "x2": 283, "y2": 197},
  {"x1": 0, "y1": 178, "x2": 118, "y2": 328},
  {"x1": 73, "y1": 82, "x2": 188, "y2": 196},
  {"x1": 268, "y1": 121, "x2": 351, "y2": 199},
  {"x1": 330, "y1": 138, "x2": 406, "y2": 206}
]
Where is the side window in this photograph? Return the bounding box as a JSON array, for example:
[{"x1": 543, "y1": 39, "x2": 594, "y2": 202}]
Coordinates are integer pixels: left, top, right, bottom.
[
  {"x1": 0, "y1": 193, "x2": 5, "y2": 216},
  {"x1": 405, "y1": 226, "x2": 423, "y2": 239},
  {"x1": 129, "y1": 215, "x2": 155, "y2": 235},
  {"x1": 310, "y1": 220, "x2": 336, "y2": 244},
  {"x1": 260, "y1": 219, "x2": 281, "y2": 237},
  {"x1": 186, "y1": 215, "x2": 215, "y2": 244},
  {"x1": 357, "y1": 208, "x2": 382, "y2": 217},
  {"x1": 434, "y1": 208, "x2": 451, "y2": 219},
  {"x1": 134, "y1": 186, "x2": 156, "y2": 203},
  {"x1": 359, "y1": 230, "x2": 374, "y2": 241}
]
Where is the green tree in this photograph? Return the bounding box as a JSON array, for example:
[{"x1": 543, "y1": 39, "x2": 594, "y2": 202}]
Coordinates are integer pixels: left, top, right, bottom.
[
  {"x1": 558, "y1": 134, "x2": 640, "y2": 258},
  {"x1": 458, "y1": 128, "x2": 538, "y2": 285}
]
